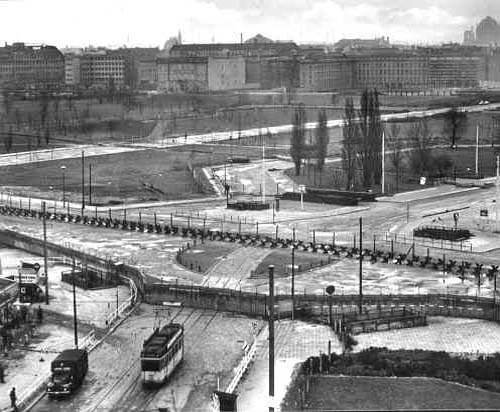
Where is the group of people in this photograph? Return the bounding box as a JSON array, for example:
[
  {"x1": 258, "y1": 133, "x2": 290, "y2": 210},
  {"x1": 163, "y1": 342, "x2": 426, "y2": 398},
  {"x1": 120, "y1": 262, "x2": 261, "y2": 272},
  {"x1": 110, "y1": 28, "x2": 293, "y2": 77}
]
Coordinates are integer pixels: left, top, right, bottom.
[{"x1": 0, "y1": 305, "x2": 44, "y2": 411}]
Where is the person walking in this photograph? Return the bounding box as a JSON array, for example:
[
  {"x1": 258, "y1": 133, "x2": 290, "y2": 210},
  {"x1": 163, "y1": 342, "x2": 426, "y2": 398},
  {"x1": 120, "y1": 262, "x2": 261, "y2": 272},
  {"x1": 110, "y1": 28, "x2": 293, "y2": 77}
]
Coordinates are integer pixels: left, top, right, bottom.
[
  {"x1": 0, "y1": 363, "x2": 4, "y2": 383},
  {"x1": 9, "y1": 387, "x2": 17, "y2": 411},
  {"x1": 37, "y1": 306, "x2": 43, "y2": 324}
]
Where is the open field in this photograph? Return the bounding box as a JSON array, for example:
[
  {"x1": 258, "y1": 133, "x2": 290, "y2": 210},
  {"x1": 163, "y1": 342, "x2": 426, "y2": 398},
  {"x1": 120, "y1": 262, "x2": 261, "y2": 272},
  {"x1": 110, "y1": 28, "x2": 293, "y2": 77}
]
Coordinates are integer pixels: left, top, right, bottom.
[
  {"x1": 292, "y1": 375, "x2": 500, "y2": 410},
  {"x1": 0, "y1": 143, "x2": 276, "y2": 204},
  {"x1": 291, "y1": 144, "x2": 500, "y2": 193}
]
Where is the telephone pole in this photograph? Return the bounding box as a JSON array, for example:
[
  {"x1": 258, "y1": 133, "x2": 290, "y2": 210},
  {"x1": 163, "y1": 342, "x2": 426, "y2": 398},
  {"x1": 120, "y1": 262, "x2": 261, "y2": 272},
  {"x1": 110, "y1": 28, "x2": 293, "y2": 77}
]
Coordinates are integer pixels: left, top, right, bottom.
[
  {"x1": 359, "y1": 217, "x2": 363, "y2": 314},
  {"x1": 81, "y1": 150, "x2": 85, "y2": 214},
  {"x1": 268, "y1": 265, "x2": 275, "y2": 412},
  {"x1": 72, "y1": 259, "x2": 78, "y2": 349},
  {"x1": 42, "y1": 201, "x2": 49, "y2": 305}
]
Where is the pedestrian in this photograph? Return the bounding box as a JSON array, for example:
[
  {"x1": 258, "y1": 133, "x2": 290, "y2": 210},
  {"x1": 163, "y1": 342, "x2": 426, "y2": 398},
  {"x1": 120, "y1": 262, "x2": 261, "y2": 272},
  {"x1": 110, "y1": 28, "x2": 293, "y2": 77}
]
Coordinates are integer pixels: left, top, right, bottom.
[
  {"x1": 37, "y1": 306, "x2": 43, "y2": 324},
  {"x1": 0, "y1": 363, "x2": 4, "y2": 383},
  {"x1": 9, "y1": 387, "x2": 17, "y2": 411}
]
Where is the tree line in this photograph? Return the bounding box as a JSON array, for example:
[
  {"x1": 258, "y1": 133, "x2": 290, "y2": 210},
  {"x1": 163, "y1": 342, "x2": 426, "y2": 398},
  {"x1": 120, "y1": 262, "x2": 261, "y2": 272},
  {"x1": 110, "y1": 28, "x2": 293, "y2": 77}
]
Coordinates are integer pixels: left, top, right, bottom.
[{"x1": 290, "y1": 88, "x2": 482, "y2": 193}]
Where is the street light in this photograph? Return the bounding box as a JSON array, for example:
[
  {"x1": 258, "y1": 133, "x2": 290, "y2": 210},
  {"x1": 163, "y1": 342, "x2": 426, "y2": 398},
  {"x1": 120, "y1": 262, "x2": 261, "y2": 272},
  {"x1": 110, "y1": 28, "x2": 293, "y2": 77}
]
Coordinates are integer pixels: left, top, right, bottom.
[
  {"x1": 60, "y1": 165, "x2": 67, "y2": 207},
  {"x1": 326, "y1": 285, "x2": 335, "y2": 326}
]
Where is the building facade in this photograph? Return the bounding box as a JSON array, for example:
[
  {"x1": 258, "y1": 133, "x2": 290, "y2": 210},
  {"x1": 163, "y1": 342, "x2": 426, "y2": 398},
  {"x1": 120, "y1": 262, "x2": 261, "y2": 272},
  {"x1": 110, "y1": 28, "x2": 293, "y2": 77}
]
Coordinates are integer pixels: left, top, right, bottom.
[
  {"x1": 138, "y1": 59, "x2": 158, "y2": 89},
  {"x1": 169, "y1": 42, "x2": 299, "y2": 58},
  {"x1": 350, "y1": 50, "x2": 428, "y2": 91},
  {"x1": 0, "y1": 42, "x2": 64, "y2": 89},
  {"x1": 157, "y1": 57, "x2": 208, "y2": 92},
  {"x1": 157, "y1": 56, "x2": 246, "y2": 92},
  {"x1": 207, "y1": 57, "x2": 246, "y2": 91},
  {"x1": 299, "y1": 56, "x2": 354, "y2": 91},
  {"x1": 79, "y1": 51, "x2": 125, "y2": 89},
  {"x1": 64, "y1": 54, "x2": 81, "y2": 85}
]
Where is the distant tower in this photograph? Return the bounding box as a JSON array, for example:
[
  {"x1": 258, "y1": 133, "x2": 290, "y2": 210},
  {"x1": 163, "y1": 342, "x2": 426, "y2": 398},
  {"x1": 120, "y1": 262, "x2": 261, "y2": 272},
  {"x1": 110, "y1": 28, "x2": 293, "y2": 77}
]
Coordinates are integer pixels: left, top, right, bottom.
[{"x1": 178, "y1": 30, "x2": 182, "y2": 45}]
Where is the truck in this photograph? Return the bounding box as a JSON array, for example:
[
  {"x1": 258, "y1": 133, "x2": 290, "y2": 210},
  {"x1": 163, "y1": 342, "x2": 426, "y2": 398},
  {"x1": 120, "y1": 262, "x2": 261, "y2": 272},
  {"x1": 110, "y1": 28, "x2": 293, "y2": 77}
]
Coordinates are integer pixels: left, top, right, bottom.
[{"x1": 46, "y1": 349, "x2": 88, "y2": 398}]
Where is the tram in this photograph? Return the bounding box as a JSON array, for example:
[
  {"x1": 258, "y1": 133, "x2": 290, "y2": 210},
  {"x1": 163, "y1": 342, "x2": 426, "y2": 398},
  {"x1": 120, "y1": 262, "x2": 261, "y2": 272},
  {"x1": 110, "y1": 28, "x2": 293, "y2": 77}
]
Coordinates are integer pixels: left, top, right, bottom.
[{"x1": 140, "y1": 323, "x2": 184, "y2": 386}]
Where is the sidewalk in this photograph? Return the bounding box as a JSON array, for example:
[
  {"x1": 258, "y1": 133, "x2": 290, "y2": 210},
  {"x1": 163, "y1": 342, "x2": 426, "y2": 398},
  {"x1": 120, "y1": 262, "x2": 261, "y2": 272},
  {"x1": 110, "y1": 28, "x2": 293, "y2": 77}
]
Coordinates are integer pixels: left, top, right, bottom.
[
  {"x1": 377, "y1": 185, "x2": 480, "y2": 204},
  {"x1": 0, "y1": 247, "x2": 133, "y2": 411}
]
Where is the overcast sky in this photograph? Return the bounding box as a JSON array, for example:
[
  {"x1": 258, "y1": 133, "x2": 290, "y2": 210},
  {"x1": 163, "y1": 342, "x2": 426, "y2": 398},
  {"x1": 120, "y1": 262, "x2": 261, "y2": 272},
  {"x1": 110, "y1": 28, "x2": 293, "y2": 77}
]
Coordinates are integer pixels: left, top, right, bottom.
[{"x1": 1, "y1": 0, "x2": 500, "y2": 48}]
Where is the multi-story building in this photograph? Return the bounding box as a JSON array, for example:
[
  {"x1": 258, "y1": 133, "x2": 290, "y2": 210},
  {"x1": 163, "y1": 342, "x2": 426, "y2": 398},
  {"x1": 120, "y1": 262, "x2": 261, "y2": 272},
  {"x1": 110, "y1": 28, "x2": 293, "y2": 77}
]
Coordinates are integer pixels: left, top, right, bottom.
[
  {"x1": 157, "y1": 57, "x2": 208, "y2": 92},
  {"x1": 169, "y1": 41, "x2": 299, "y2": 58},
  {"x1": 64, "y1": 54, "x2": 81, "y2": 85},
  {"x1": 350, "y1": 49, "x2": 428, "y2": 92},
  {"x1": 118, "y1": 47, "x2": 159, "y2": 88},
  {"x1": 0, "y1": 42, "x2": 64, "y2": 89},
  {"x1": 157, "y1": 56, "x2": 246, "y2": 92},
  {"x1": 294, "y1": 46, "x2": 486, "y2": 93},
  {"x1": 138, "y1": 59, "x2": 158, "y2": 89},
  {"x1": 260, "y1": 56, "x2": 300, "y2": 90},
  {"x1": 427, "y1": 50, "x2": 485, "y2": 89},
  {"x1": 78, "y1": 50, "x2": 125, "y2": 89},
  {"x1": 207, "y1": 57, "x2": 246, "y2": 91},
  {"x1": 299, "y1": 55, "x2": 354, "y2": 91}
]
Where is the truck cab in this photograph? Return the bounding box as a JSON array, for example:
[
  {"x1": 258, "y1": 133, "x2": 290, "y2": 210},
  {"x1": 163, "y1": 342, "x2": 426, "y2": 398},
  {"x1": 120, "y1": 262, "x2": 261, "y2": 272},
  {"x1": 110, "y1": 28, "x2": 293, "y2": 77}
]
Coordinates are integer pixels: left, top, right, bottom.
[{"x1": 47, "y1": 349, "x2": 88, "y2": 398}]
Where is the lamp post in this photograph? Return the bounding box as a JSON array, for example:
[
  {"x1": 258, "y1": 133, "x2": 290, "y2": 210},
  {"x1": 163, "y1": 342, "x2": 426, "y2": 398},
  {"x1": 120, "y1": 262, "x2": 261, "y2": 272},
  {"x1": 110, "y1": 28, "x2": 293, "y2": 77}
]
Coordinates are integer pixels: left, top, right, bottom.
[
  {"x1": 60, "y1": 165, "x2": 66, "y2": 207},
  {"x1": 326, "y1": 285, "x2": 335, "y2": 326}
]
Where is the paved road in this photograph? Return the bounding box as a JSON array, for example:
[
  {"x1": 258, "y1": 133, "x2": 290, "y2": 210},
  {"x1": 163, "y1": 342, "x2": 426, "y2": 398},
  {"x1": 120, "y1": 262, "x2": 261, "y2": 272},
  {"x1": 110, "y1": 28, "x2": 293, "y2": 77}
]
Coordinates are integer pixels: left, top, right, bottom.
[
  {"x1": 142, "y1": 102, "x2": 500, "y2": 147},
  {"x1": 0, "y1": 144, "x2": 140, "y2": 167},
  {"x1": 237, "y1": 321, "x2": 338, "y2": 411},
  {"x1": 201, "y1": 247, "x2": 272, "y2": 289},
  {"x1": 30, "y1": 305, "x2": 259, "y2": 412}
]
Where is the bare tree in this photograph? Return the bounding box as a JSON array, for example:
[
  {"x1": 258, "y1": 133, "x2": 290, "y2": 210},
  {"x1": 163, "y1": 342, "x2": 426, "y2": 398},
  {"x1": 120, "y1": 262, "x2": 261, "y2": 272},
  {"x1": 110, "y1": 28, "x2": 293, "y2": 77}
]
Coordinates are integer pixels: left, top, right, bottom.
[
  {"x1": 388, "y1": 123, "x2": 404, "y2": 192},
  {"x1": 341, "y1": 98, "x2": 358, "y2": 190},
  {"x1": 408, "y1": 119, "x2": 434, "y2": 177},
  {"x1": 358, "y1": 89, "x2": 383, "y2": 189},
  {"x1": 44, "y1": 127, "x2": 50, "y2": 146},
  {"x1": 290, "y1": 104, "x2": 306, "y2": 176},
  {"x1": 443, "y1": 106, "x2": 467, "y2": 148},
  {"x1": 315, "y1": 109, "x2": 329, "y2": 172}
]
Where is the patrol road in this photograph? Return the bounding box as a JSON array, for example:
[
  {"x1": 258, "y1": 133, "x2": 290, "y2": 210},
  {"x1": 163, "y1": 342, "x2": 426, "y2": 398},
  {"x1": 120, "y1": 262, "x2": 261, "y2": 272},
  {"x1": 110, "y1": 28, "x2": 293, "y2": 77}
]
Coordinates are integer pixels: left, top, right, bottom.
[{"x1": 28, "y1": 305, "x2": 258, "y2": 412}]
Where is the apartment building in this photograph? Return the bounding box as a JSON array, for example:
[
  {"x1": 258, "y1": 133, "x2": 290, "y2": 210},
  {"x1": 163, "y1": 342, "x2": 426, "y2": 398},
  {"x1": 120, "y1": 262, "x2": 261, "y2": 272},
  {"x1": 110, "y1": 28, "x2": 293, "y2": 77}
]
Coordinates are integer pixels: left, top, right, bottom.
[{"x1": 0, "y1": 42, "x2": 64, "y2": 89}]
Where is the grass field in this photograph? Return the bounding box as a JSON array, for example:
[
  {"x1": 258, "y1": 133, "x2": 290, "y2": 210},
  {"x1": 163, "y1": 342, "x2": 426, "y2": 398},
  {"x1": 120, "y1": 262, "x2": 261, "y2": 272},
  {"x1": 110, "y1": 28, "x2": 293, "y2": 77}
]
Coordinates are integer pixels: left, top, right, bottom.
[
  {"x1": 0, "y1": 143, "x2": 276, "y2": 204},
  {"x1": 288, "y1": 375, "x2": 500, "y2": 410},
  {"x1": 178, "y1": 244, "x2": 335, "y2": 277},
  {"x1": 288, "y1": 142, "x2": 500, "y2": 194},
  {"x1": 179, "y1": 242, "x2": 239, "y2": 273}
]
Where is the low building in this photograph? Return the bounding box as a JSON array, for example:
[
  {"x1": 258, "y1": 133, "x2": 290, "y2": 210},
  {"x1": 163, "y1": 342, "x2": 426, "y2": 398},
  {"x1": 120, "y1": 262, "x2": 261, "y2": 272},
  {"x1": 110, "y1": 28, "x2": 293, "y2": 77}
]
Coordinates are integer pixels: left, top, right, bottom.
[{"x1": 0, "y1": 42, "x2": 64, "y2": 90}]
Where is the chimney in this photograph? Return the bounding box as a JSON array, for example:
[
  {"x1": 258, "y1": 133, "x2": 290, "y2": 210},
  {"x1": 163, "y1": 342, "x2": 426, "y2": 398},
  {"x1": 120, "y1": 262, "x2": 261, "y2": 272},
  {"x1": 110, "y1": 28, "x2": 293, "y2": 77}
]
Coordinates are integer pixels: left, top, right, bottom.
[{"x1": 240, "y1": 33, "x2": 243, "y2": 44}]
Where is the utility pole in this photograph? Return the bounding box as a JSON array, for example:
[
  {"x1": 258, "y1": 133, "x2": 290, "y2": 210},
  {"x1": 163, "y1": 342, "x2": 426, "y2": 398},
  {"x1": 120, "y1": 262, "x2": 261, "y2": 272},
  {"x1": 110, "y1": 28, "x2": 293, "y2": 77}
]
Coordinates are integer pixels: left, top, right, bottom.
[
  {"x1": 496, "y1": 155, "x2": 499, "y2": 233},
  {"x1": 381, "y1": 130, "x2": 385, "y2": 194},
  {"x1": 359, "y1": 217, "x2": 363, "y2": 314},
  {"x1": 89, "y1": 163, "x2": 92, "y2": 206},
  {"x1": 72, "y1": 259, "x2": 78, "y2": 349},
  {"x1": 42, "y1": 201, "x2": 49, "y2": 305},
  {"x1": 262, "y1": 140, "x2": 266, "y2": 204},
  {"x1": 475, "y1": 123, "x2": 479, "y2": 176},
  {"x1": 268, "y1": 265, "x2": 275, "y2": 412},
  {"x1": 81, "y1": 150, "x2": 85, "y2": 214},
  {"x1": 291, "y1": 247, "x2": 295, "y2": 321}
]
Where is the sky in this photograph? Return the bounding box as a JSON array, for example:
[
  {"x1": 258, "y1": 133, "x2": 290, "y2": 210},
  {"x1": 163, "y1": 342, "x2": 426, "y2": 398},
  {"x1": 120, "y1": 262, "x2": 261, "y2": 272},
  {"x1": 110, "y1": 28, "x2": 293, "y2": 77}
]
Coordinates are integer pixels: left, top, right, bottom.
[{"x1": 1, "y1": 0, "x2": 500, "y2": 48}]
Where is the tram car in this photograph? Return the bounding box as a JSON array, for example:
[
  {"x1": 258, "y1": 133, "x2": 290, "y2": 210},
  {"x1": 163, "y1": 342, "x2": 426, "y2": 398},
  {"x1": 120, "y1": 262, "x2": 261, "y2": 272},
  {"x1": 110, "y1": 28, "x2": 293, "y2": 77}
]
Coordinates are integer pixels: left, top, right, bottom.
[{"x1": 140, "y1": 323, "x2": 184, "y2": 386}]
